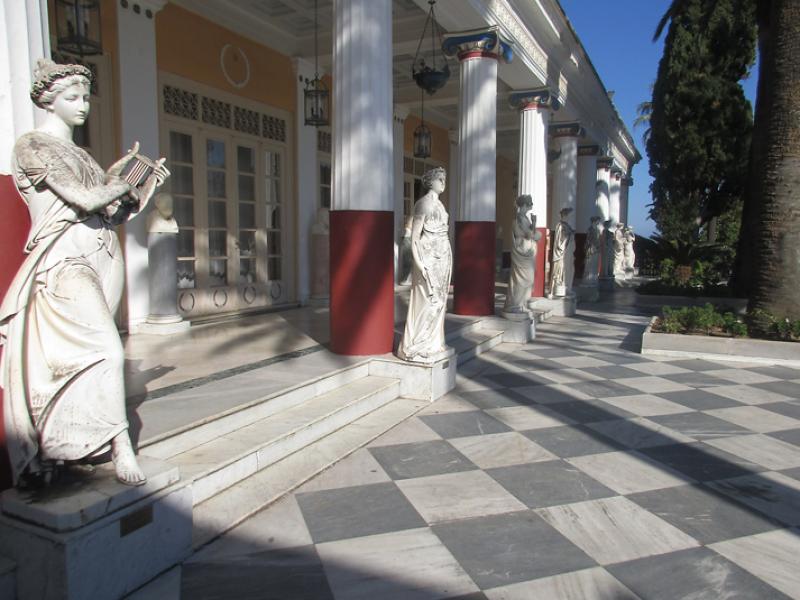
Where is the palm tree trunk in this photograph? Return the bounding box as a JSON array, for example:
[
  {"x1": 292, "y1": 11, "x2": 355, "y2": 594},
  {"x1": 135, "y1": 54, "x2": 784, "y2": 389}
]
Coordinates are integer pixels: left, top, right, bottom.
[{"x1": 748, "y1": 0, "x2": 800, "y2": 324}]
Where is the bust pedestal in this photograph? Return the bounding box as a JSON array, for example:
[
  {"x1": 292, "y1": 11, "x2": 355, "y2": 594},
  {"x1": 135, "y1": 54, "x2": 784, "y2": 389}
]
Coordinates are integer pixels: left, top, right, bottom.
[
  {"x1": 0, "y1": 458, "x2": 190, "y2": 600},
  {"x1": 310, "y1": 231, "x2": 330, "y2": 306}
]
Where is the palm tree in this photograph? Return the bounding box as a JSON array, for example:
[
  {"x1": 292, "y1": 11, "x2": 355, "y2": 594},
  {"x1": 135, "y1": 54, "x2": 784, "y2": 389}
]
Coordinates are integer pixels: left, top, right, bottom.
[{"x1": 633, "y1": 84, "x2": 654, "y2": 144}]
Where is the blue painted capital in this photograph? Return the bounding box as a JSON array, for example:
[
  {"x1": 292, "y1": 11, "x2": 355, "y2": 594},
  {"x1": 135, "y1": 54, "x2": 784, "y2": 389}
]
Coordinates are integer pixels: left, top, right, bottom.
[
  {"x1": 442, "y1": 26, "x2": 513, "y2": 63},
  {"x1": 508, "y1": 88, "x2": 560, "y2": 111}
]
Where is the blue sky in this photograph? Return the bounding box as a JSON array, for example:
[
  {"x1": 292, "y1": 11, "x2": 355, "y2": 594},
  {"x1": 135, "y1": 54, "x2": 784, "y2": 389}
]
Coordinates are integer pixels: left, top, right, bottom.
[{"x1": 558, "y1": 0, "x2": 759, "y2": 238}]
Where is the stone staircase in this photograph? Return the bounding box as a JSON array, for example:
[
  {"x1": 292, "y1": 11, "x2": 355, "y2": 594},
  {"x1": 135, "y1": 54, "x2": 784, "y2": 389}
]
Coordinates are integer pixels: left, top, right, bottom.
[{"x1": 130, "y1": 314, "x2": 519, "y2": 551}]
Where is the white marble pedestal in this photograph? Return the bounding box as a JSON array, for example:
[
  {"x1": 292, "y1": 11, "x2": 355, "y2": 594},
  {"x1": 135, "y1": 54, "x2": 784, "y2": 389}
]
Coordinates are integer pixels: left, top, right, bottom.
[
  {"x1": 530, "y1": 293, "x2": 577, "y2": 317},
  {"x1": 0, "y1": 457, "x2": 191, "y2": 600},
  {"x1": 371, "y1": 347, "x2": 456, "y2": 402},
  {"x1": 497, "y1": 312, "x2": 536, "y2": 343}
]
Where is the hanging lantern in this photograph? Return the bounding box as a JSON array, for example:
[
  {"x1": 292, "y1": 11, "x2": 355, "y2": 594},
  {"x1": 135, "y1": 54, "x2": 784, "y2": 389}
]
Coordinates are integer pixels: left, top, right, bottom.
[
  {"x1": 411, "y1": 0, "x2": 450, "y2": 95},
  {"x1": 304, "y1": 0, "x2": 330, "y2": 127},
  {"x1": 55, "y1": 0, "x2": 102, "y2": 57},
  {"x1": 413, "y1": 121, "x2": 432, "y2": 159},
  {"x1": 304, "y1": 77, "x2": 330, "y2": 127}
]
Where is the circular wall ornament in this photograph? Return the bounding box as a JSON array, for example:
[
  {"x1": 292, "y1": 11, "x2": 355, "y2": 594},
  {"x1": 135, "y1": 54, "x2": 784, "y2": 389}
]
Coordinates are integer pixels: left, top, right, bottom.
[
  {"x1": 220, "y1": 44, "x2": 251, "y2": 89},
  {"x1": 178, "y1": 292, "x2": 195, "y2": 312},
  {"x1": 213, "y1": 289, "x2": 229, "y2": 308},
  {"x1": 243, "y1": 285, "x2": 257, "y2": 304},
  {"x1": 270, "y1": 281, "x2": 282, "y2": 300}
]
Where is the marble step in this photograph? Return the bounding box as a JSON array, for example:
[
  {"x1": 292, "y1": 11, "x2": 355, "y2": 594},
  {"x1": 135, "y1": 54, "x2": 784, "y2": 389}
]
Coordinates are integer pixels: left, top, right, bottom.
[
  {"x1": 0, "y1": 556, "x2": 15, "y2": 600},
  {"x1": 139, "y1": 360, "x2": 371, "y2": 460},
  {"x1": 157, "y1": 375, "x2": 401, "y2": 506},
  {"x1": 191, "y1": 397, "x2": 426, "y2": 549},
  {"x1": 450, "y1": 328, "x2": 506, "y2": 364}
]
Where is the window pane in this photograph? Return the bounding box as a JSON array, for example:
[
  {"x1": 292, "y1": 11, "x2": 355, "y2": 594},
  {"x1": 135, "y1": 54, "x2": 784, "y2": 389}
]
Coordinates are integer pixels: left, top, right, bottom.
[
  {"x1": 265, "y1": 180, "x2": 281, "y2": 204},
  {"x1": 170, "y1": 131, "x2": 193, "y2": 163},
  {"x1": 208, "y1": 200, "x2": 227, "y2": 227},
  {"x1": 209, "y1": 259, "x2": 227, "y2": 286},
  {"x1": 207, "y1": 139, "x2": 225, "y2": 168},
  {"x1": 209, "y1": 230, "x2": 227, "y2": 257},
  {"x1": 239, "y1": 203, "x2": 255, "y2": 229},
  {"x1": 174, "y1": 196, "x2": 194, "y2": 227},
  {"x1": 177, "y1": 260, "x2": 195, "y2": 289},
  {"x1": 269, "y1": 206, "x2": 281, "y2": 229},
  {"x1": 172, "y1": 165, "x2": 194, "y2": 195},
  {"x1": 267, "y1": 231, "x2": 281, "y2": 255},
  {"x1": 238, "y1": 231, "x2": 256, "y2": 257},
  {"x1": 239, "y1": 258, "x2": 256, "y2": 284},
  {"x1": 319, "y1": 163, "x2": 331, "y2": 185},
  {"x1": 208, "y1": 170, "x2": 226, "y2": 198},
  {"x1": 238, "y1": 174, "x2": 255, "y2": 202},
  {"x1": 268, "y1": 257, "x2": 281, "y2": 281},
  {"x1": 320, "y1": 186, "x2": 331, "y2": 209},
  {"x1": 177, "y1": 229, "x2": 194, "y2": 257},
  {"x1": 266, "y1": 152, "x2": 280, "y2": 177},
  {"x1": 237, "y1": 146, "x2": 254, "y2": 173}
]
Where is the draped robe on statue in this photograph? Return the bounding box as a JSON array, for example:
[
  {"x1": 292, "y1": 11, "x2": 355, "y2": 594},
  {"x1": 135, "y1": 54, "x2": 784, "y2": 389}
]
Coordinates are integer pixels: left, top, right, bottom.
[
  {"x1": 0, "y1": 131, "x2": 131, "y2": 483},
  {"x1": 504, "y1": 211, "x2": 538, "y2": 311}
]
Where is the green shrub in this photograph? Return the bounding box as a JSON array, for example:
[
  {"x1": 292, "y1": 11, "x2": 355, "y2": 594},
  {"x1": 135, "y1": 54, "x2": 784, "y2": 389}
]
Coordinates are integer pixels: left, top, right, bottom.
[{"x1": 658, "y1": 304, "x2": 746, "y2": 337}]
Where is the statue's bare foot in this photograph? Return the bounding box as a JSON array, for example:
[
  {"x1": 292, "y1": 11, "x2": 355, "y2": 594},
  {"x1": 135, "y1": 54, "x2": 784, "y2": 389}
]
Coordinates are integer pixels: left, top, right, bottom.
[{"x1": 112, "y1": 434, "x2": 146, "y2": 486}]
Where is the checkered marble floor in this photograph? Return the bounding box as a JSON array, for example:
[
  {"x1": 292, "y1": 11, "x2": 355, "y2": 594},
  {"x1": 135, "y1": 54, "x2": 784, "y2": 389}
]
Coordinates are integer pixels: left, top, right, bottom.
[{"x1": 181, "y1": 309, "x2": 800, "y2": 599}]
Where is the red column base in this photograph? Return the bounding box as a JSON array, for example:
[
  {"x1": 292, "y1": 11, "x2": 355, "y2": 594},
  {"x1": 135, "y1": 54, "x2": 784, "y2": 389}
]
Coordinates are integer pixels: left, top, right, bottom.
[
  {"x1": 453, "y1": 221, "x2": 495, "y2": 316},
  {"x1": 573, "y1": 232, "x2": 587, "y2": 283},
  {"x1": 533, "y1": 227, "x2": 549, "y2": 298},
  {"x1": 330, "y1": 210, "x2": 394, "y2": 355},
  {"x1": 0, "y1": 174, "x2": 31, "y2": 491}
]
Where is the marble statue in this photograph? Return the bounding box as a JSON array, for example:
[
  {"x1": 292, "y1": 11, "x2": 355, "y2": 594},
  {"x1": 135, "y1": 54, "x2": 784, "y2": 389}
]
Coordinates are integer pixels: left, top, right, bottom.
[
  {"x1": 397, "y1": 167, "x2": 452, "y2": 363},
  {"x1": 0, "y1": 59, "x2": 170, "y2": 487},
  {"x1": 311, "y1": 207, "x2": 330, "y2": 299},
  {"x1": 503, "y1": 194, "x2": 541, "y2": 313},
  {"x1": 582, "y1": 216, "x2": 603, "y2": 284},
  {"x1": 623, "y1": 225, "x2": 636, "y2": 277},
  {"x1": 602, "y1": 219, "x2": 615, "y2": 278},
  {"x1": 548, "y1": 207, "x2": 575, "y2": 297},
  {"x1": 613, "y1": 222, "x2": 626, "y2": 276},
  {"x1": 399, "y1": 215, "x2": 413, "y2": 286},
  {"x1": 147, "y1": 191, "x2": 179, "y2": 234}
]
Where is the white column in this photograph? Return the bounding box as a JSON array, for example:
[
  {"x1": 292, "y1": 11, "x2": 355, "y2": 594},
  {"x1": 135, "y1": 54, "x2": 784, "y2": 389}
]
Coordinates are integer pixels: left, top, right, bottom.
[
  {"x1": 329, "y1": 0, "x2": 394, "y2": 355},
  {"x1": 332, "y1": 0, "x2": 392, "y2": 212},
  {"x1": 0, "y1": 0, "x2": 49, "y2": 173},
  {"x1": 595, "y1": 157, "x2": 612, "y2": 221},
  {"x1": 393, "y1": 106, "x2": 408, "y2": 283},
  {"x1": 117, "y1": 0, "x2": 166, "y2": 332},
  {"x1": 443, "y1": 26, "x2": 512, "y2": 315},
  {"x1": 550, "y1": 124, "x2": 581, "y2": 292},
  {"x1": 293, "y1": 58, "x2": 320, "y2": 304},
  {"x1": 510, "y1": 88, "x2": 559, "y2": 298},
  {"x1": 609, "y1": 168, "x2": 622, "y2": 225},
  {"x1": 576, "y1": 145, "x2": 601, "y2": 232}
]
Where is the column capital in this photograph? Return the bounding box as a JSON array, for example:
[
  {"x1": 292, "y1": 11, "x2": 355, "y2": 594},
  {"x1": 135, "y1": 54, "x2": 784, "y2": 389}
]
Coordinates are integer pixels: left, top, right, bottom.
[
  {"x1": 119, "y1": 0, "x2": 167, "y2": 17},
  {"x1": 578, "y1": 144, "x2": 602, "y2": 156},
  {"x1": 596, "y1": 156, "x2": 614, "y2": 171},
  {"x1": 549, "y1": 122, "x2": 585, "y2": 138},
  {"x1": 442, "y1": 26, "x2": 513, "y2": 63},
  {"x1": 611, "y1": 167, "x2": 623, "y2": 181},
  {"x1": 509, "y1": 88, "x2": 560, "y2": 112},
  {"x1": 393, "y1": 105, "x2": 410, "y2": 123},
  {"x1": 622, "y1": 176, "x2": 634, "y2": 187}
]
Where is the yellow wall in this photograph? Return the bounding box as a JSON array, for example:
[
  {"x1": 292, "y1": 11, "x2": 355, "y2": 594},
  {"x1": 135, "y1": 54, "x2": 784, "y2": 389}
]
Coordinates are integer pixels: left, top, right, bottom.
[
  {"x1": 403, "y1": 116, "x2": 450, "y2": 166},
  {"x1": 155, "y1": 4, "x2": 295, "y2": 113},
  {"x1": 496, "y1": 155, "x2": 517, "y2": 251}
]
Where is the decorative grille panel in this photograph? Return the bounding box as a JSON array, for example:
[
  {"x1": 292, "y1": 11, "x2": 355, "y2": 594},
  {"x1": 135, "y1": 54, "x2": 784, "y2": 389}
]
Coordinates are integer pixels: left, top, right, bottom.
[
  {"x1": 234, "y1": 106, "x2": 260, "y2": 136},
  {"x1": 163, "y1": 85, "x2": 199, "y2": 120},
  {"x1": 317, "y1": 130, "x2": 332, "y2": 154},
  {"x1": 202, "y1": 97, "x2": 231, "y2": 129},
  {"x1": 263, "y1": 115, "x2": 286, "y2": 142}
]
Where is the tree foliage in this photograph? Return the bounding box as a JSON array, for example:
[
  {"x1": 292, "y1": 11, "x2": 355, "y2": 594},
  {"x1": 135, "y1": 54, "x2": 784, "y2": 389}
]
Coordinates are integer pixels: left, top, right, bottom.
[{"x1": 647, "y1": 0, "x2": 757, "y2": 240}]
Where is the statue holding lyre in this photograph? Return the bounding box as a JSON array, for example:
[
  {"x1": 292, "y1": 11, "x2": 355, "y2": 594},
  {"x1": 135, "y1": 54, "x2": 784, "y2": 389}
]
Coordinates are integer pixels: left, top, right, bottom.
[{"x1": 0, "y1": 59, "x2": 170, "y2": 487}]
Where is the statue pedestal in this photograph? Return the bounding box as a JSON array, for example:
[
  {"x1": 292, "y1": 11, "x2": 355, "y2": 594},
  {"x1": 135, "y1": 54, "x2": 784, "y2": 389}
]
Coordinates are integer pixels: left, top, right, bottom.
[
  {"x1": 373, "y1": 347, "x2": 456, "y2": 402},
  {"x1": 0, "y1": 458, "x2": 191, "y2": 600},
  {"x1": 310, "y1": 232, "x2": 330, "y2": 307},
  {"x1": 529, "y1": 293, "x2": 577, "y2": 317},
  {"x1": 139, "y1": 231, "x2": 190, "y2": 336},
  {"x1": 599, "y1": 276, "x2": 616, "y2": 291},
  {"x1": 494, "y1": 313, "x2": 536, "y2": 343}
]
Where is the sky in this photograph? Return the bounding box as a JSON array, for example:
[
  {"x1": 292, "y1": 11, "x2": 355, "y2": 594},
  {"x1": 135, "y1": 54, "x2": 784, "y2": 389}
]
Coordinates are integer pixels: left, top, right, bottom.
[{"x1": 558, "y1": 0, "x2": 759, "y2": 238}]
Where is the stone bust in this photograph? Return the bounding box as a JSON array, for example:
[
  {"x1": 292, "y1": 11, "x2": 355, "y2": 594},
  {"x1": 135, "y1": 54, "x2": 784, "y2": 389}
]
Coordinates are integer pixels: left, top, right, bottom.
[{"x1": 147, "y1": 192, "x2": 179, "y2": 234}]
